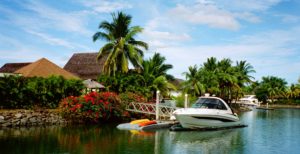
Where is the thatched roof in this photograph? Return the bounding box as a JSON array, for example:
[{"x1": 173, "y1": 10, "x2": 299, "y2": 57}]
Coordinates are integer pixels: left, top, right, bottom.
[
  {"x1": 15, "y1": 58, "x2": 79, "y2": 79},
  {"x1": 64, "y1": 52, "x2": 106, "y2": 80},
  {"x1": 83, "y1": 79, "x2": 105, "y2": 89},
  {"x1": 0, "y1": 62, "x2": 31, "y2": 73},
  {"x1": 170, "y1": 78, "x2": 184, "y2": 89}
]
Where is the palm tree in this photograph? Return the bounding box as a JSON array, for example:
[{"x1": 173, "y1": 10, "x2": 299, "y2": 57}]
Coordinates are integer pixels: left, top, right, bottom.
[
  {"x1": 233, "y1": 61, "x2": 256, "y2": 101},
  {"x1": 235, "y1": 61, "x2": 255, "y2": 85},
  {"x1": 93, "y1": 12, "x2": 148, "y2": 76},
  {"x1": 182, "y1": 65, "x2": 204, "y2": 97},
  {"x1": 256, "y1": 76, "x2": 287, "y2": 103},
  {"x1": 144, "y1": 53, "x2": 174, "y2": 80},
  {"x1": 201, "y1": 57, "x2": 219, "y2": 95},
  {"x1": 141, "y1": 53, "x2": 175, "y2": 97}
]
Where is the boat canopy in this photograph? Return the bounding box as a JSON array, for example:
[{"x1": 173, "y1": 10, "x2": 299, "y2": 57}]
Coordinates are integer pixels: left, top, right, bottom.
[{"x1": 192, "y1": 98, "x2": 227, "y2": 110}]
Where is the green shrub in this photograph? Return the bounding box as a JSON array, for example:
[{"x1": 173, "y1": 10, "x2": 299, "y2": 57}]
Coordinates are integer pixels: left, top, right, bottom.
[
  {"x1": 119, "y1": 92, "x2": 146, "y2": 104},
  {"x1": 0, "y1": 75, "x2": 83, "y2": 109},
  {"x1": 174, "y1": 94, "x2": 198, "y2": 107},
  {"x1": 60, "y1": 92, "x2": 124, "y2": 122}
]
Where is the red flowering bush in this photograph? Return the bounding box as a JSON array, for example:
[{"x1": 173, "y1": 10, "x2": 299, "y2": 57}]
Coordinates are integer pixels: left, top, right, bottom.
[{"x1": 60, "y1": 92, "x2": 123, "y2": 122}]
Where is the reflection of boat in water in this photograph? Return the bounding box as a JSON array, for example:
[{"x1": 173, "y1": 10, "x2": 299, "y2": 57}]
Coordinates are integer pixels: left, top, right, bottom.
[
  {"x1": 173, "y1": 96, "x2": 241, "y2": 129},
  {"x1": 169, "y1": 130, "x2": 239, "y2": 153}
]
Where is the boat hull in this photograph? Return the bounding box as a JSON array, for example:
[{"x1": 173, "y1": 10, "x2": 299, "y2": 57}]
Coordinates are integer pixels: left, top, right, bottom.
[{"x1": 174, "y1": 113, "x2": 240, "y2": 129}]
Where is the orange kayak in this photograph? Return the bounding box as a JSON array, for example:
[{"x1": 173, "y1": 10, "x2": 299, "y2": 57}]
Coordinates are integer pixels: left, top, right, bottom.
[
  {"x1": 130, "y1": 119, "x2": 150, "y2": 124},
  {"x1": 139, "y1": 120, "x2": 157, "y2": 127}
]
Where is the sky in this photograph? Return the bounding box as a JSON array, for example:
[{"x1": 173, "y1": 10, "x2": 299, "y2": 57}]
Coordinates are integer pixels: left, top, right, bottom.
[{"x1": 0, "y1": 0, "x2": 300, "y2": 84}]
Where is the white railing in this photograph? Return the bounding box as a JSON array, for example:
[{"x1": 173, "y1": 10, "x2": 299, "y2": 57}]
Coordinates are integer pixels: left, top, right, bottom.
[{"x1": 126, "y1": 102, "x2": 178, "y2": 119}]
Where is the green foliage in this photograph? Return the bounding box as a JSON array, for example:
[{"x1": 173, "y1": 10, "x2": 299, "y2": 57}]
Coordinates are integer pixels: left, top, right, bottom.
[
  {"x1": 60, "y1": 92, "x2": 124, "y2": 122},
  {"x1": 183, "y1": 57, "x2": 255, "y2": 103},
  {"x1": 0, "y1": 75, "x2": 83, "y2": 109},
  {"x1": 119, "y1": 92, "x2": 146, "y2": 104},
  {"x1": 255, "y1": 76, "x2": 287, "y2": 103},
  {"x1": 97, "y1": 73, "x2": 150, "y2": 96},
  {"x1": 174, "y1": 94, "x2": 198, "y2": 108},
  {"x1": 97, "y1": 53, "x2": 175, "y2": 99},
  {"x1": 93, "y1": 12, "x2": 148, "y2": 76}
]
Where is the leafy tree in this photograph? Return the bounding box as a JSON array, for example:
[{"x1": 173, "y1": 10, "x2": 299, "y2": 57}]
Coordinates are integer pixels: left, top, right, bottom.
[
  {"x1": 141, "y1": 53, "x2": 175, "y2": 97},
  {"x1": 183, "y1": 57, "x2": 256, "y2": 103},
  {"x1": 93, "y1": 12, "x2": 148, "y2": 76},
  {"x1": 182, "y1": 65, "x2": 204, "y2": 97},
  {"x1": 255, "y1": 76, "x2": 287, "y2": 103},
  {"x1": 233, "y1": 61, "x2": 256, "y2": 102},
  {"x1": 0, "y1": 76, "x2": 83, "y2": 109}
]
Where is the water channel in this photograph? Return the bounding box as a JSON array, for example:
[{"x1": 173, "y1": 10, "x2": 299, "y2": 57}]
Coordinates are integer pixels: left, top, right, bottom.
[{"x1": 0, "y1": 109, "x2": 300, "y2": 154}]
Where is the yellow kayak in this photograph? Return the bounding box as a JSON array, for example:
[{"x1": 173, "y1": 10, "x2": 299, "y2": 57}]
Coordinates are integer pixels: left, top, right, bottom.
[{"x1": 130, "y1": 119, "x2": 150, "y2": 124}]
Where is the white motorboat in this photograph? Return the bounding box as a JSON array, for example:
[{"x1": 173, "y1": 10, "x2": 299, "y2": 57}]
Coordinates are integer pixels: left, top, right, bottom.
[
  {"x1": 237, "y1": 95, "x2": 260, "y2": 107},
  {"x1": 173, "y1": 96, "x2": 240, "y2": 129}
]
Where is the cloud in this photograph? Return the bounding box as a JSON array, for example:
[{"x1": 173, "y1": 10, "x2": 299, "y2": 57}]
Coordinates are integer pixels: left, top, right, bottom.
[
  {"x1": 0, "y1": 34, "x2": 75, "y2": 67},
  {"x1": 168, "y1": 3, "x2": 240, "y2": 30},
  {"x1": 158, "y1": 27, "x2": 300, "y2": 83},
  {"x1": 139, "y1": 17, "x2": 192, "y2": 50},
  {"x1": 80, "y1": 0, "x2": 132, "y2": 13},
  {"x1": 279, "y1": 14, "x2": 300, "y2": 23},
  {"x1": 214, "y1": 0, "x2": 283, "y2": 12},
  {"x1": 234, "y1": 12, "x2": 261, "y2": 23},
  {"x1": 20, "y1": 1, "x2": 92, "y2": 35},
  {"x1": 26, "y1": 30, "x2": 91, "y2": 50}
]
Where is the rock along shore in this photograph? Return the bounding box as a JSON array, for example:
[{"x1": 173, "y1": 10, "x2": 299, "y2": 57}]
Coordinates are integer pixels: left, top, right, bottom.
[{"x1": 0, "y1": 109, "x2": 70, "y2": 128}]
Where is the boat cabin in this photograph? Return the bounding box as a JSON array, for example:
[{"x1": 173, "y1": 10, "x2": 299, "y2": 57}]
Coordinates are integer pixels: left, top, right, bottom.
[{"x1": 192, "y1": 97, "x2": 228, "y2": 110}]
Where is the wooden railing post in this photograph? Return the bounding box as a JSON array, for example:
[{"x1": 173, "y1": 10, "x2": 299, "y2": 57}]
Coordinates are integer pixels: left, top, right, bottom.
[
  {"x1": 156, "y1": 90, "x2": 160, "y2": 121},
  {"x1": 184, "y1": 93, "x2": 188, "y2": 108}
]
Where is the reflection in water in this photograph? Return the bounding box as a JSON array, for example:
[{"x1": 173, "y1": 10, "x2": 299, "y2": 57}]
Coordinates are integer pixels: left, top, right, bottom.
[
  {"x1": 0, "y1": 109, "x2": 300, "y2": 154},
  {"x1": 168, "y1": 130, "x2": 239, "y2": 154}
]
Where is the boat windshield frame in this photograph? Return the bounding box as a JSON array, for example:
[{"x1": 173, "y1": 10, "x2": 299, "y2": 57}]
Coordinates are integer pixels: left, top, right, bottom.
[{"x1": 192, "y1": 97, "x2": 228, "y2": 110}]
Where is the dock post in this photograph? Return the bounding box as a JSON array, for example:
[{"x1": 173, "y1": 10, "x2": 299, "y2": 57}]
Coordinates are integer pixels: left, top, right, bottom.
[
  {"x1": 156, "y1": 90, "x2": 160, "y2": 121},
  {"x1": 184, "y1": 94, "x2": 188, "y2": 108}
]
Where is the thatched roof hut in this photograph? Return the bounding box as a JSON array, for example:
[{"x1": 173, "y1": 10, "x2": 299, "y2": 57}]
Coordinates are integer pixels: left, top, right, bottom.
[
  {"x1": 0, "y1": 62, "x2": 31, "y2": 73},
  {"x1": 64, "y1": 52, "x2": 106, "y2": 80},
  {"x1": 83, "y1": 79, "x2": 105, "y2": 89},
  {"x1": 15, "y1": 58, "x2": 79, "y2": 79}
]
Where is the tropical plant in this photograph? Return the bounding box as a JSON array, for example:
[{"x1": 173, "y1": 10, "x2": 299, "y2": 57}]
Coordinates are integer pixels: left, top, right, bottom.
[
  {"x1": 255, "y1": 76, "x2": 287, "y2": 103},
  {"x1": 182, "y1": 65, "x2": 204, "y2": 97},
  {"x1": 141, "y1": 53, "x2": 176, "y2": 97},
  {"x1": 93, "y1": 12, "x2": 148, "y2": 76},
  {"x1": 182, "y1": 57, "x2": 256, "y2": 103},
  {"x1": 144, "y1": 53, "x2": 174, "y2": 80},
  {"x1": 232, "y1": 61, "x2": 256, "y2": 102},
  {"x1": 60, "y1": 92, "x2": 123, "y2": 122},
  {"x1": 0, "y1": 75, "x2": 83, "y2": 109}
]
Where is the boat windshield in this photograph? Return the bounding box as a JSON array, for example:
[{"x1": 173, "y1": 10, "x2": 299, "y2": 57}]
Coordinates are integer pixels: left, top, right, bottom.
[{"x1": 192, "y1": 98, "x2": 227, "y2": 110}]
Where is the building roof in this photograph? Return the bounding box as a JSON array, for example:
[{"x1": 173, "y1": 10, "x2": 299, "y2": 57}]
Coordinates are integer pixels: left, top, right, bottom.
[
  {"x1": 0, "y1": 62, "x2": 31, "y2": 73},
  {"x1": 170, "y1": 78, "x2": 184, "y2": 89},
  {"x1": 64, "y1": 52, "x2": 106, "y2": 80},
  {"x1": 15, "y1": 58, "x2": 79, "y2": 79},
  {"x1": 83, "y1": 79, "x2": 105, "y2": 89}
]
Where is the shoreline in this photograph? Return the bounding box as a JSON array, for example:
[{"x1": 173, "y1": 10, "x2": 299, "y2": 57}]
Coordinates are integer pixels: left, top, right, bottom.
[{"x1": 258, "y1": 104, "x2": 300, "y2": 109}]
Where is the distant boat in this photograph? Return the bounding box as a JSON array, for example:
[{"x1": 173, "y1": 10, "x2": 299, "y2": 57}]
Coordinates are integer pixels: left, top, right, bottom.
[
  {"x1": 172, "y1": 95, "x2": 241, "y2": 129},
  {"x1": 237, "y1": 95, "x2": 260, "y2": 107}
]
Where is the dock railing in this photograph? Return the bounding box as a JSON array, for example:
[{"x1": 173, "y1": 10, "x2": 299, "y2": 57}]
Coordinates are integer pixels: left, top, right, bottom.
[{"x1": 126, "y1": 102, "x2": 179, "y2": 119}]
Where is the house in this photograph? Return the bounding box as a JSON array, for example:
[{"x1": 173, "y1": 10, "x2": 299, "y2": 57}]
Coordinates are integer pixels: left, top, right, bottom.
[
  {"x1": 64, "y1": 52, "x2": 106, "y2": 80},
  {"x1": 0, "y1": 62, "x2": 31, "y2": 77},
  {"x1": 15, "y1": 58, "x2": 79, "y2": 79}
]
